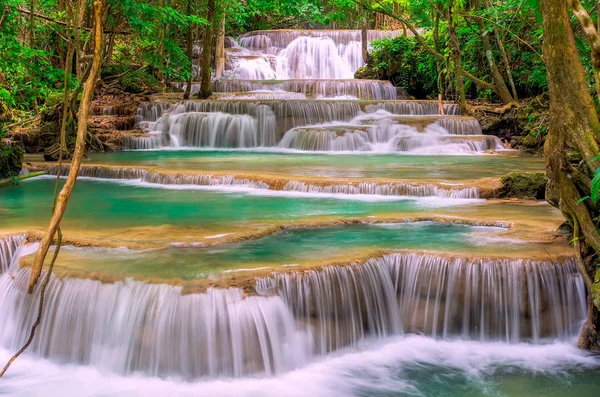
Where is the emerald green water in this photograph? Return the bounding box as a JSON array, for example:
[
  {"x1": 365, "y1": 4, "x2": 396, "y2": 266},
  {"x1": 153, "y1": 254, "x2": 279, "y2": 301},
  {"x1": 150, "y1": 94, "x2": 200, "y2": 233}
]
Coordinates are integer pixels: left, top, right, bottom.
[
  {"x1": 47, "y1": 222, "x2": 510, "y2": 279},
  {"x1": 84, "y1": 150, "x2": 544, "y2": 181},
  {"x1": 0, "y1": 177, "x2": 468, "y2": 234}
]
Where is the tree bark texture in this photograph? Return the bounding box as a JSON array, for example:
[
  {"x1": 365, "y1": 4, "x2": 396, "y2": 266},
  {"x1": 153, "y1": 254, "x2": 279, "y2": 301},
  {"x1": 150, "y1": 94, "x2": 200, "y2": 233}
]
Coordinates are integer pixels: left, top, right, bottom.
[{"x1": 539, "y1": 0, "x2": 600, "y2": 350}]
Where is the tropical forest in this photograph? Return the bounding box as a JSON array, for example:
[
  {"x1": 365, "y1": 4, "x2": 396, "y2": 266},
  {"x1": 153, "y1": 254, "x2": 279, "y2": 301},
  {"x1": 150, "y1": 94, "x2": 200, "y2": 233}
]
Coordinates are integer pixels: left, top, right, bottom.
[{"x1": 1, "y1": 0, "x2": 600, "y2": 395}]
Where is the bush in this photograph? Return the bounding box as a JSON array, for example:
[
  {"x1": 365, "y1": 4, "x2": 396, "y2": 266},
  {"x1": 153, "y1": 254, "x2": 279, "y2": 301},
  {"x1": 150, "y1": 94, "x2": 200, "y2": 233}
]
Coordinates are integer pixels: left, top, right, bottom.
[
  {"x1": 368, "y1": 34, "x2": 439, "y2": 98},
  {"x1": 0, "y1": 140, "x2": 24, "y2": 179}
]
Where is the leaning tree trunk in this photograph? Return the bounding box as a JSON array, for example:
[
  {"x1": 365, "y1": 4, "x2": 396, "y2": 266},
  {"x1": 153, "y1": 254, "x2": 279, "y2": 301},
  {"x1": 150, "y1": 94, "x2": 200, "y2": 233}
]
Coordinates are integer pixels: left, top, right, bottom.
[
  {"x1": 28, "y1": 0, "x2": 104, "y2": 293},
  {"x1": 567, "y1": 0, "x2": 600, "y2": 102},
  {"x1": 540, "y1": 0, "x2": 600, "y2": 350},
  {"x1": 474, "y1": 16, "x2": 514, "y2": 104},
  {"x1": 198, "y1": 0, "x2": 215, "y2": 99}
]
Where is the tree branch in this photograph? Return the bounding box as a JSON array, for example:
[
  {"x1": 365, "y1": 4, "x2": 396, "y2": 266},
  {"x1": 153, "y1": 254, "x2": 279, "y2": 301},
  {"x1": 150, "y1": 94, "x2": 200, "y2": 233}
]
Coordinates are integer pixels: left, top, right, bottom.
[{"x1": 15, "y1": 5, "x2": 129, "y2": 34}]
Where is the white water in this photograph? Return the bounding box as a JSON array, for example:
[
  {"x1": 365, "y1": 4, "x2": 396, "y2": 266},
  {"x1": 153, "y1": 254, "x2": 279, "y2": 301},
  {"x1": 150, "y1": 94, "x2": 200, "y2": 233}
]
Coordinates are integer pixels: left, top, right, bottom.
[
  {"x1": 129, "y1": 105, "x2": 500, "y2": 153},
  {"x1": 257, "y1": 253, "x2": 586, "y2": 350},
  {"x1": 0, "y1": 265, "x2": 312, "y2": 379},
  {"x1": 0, "y1": 247, "x2": 587, "y2": 382},
  {"x1": 0, "y1": 234, "x2": 27, "y2": 273},
  {"x1": 45, "y1": 165, "x2": 482, "y2": 200},
  {"x1": 1, "y1": 336, "x2": 598, "y2": 397},
  {"x1": 131, "y1": 29, "x2": 499, "y2": 155}
]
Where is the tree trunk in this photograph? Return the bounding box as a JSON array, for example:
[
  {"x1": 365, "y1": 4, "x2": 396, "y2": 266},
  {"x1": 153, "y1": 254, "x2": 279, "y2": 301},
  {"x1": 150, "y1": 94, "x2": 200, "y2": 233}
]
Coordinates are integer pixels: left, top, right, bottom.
[
  {"x1": 447, "y1": 3, "x2": 466, "y2": 111},
  {"x1": 433, "y1": 6, "x2": 443, "y2": 97},
  {"x1": 183, "y1": 0, "x2": 193, "y2": 99},
  {"x1": 493, "y1": 26, "x2": 518, "y2": 100},
  {"x1": 474, "y1": 17, "x2": 514, "y2": 104},
  {"x1": 539, "y1": 0, "x2": 600, "y2": 350},
  {"x1": 567, "y1": 0, "x2": 600, "y2": 101},
  {"x1": 215, "y1": 10, "x2": 225, "y2": 78},
  {"x1": 28, "y1": 0, "x2": 104, "y2": 293},
  {"x1": 198, "y1": 0, "x2": 215, "y2": 99},
  {"x1": 361, "y1": 16, "x2": 369, "y2": 64}
]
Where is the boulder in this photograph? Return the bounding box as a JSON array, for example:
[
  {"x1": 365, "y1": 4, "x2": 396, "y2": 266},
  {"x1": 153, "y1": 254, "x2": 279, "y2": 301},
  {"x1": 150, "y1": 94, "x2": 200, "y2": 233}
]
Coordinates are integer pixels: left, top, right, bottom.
[{"x1": 500, "y1": 171, "x2": 548, "y2": 199}]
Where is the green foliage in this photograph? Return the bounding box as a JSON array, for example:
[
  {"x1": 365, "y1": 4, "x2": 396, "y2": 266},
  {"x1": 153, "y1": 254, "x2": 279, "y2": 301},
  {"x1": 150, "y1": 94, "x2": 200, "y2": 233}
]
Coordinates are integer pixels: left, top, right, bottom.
[
  {"x1": 369, "y1": 34, "x2": 439, "y2": 98},
  {"x1": 0, "y1": 0, "x2": 65, "y2": 112},
  {"x1": 0, "y1": 140, "x2": 23, "y2": 179}
]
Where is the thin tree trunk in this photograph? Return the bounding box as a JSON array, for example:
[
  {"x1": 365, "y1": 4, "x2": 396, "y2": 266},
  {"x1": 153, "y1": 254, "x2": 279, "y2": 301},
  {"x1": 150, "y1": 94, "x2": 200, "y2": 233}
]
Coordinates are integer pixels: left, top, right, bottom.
[
  {"x1": 198, "y1": 0, "x2": 215, "y2": 99},
  {"x1": 471, "y1": 9, "x2": 513, "y2": 104},
  {"x1": 540, "y1": 0, "x2": 600, "y2": 350},
  {"x1": 493, "y1": 26, "x2": 518, "y2": 100},
  {"x1": 0, "y1": 6, "x2": 10, "y2": 32},
  {"x1": 447, "y1": 3, "x2": 467, "y2": 111},
  {"x1": 215, "y1": 10, "x2": 226, "y2": 78},
  {"x1": 183, "y1": 0, "x2": 193, "y2": 99},
  {"x1": 361, "y1": 15, "x2": 369, "y2": 63},
  {"x1": 433, "y1": 6, "x2": 443, "y2": 97},
  {"x1": 74, "y1": 0, "x2": 87, "y2": 80},
  {"x1": 28, "y1": 0, "x2": 104, "y2": 293}
]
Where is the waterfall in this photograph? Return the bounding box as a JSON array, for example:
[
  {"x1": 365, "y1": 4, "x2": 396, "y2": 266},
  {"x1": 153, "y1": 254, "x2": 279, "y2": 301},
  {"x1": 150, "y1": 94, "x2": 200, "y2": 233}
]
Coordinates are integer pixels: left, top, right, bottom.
[
  {"x1": 0, "y1": 248, "x2": 585, "y2": 379},
  {"x1": 133, "y1": 101, "x2": 467, "y2": 148},
  {"x1": 277, "y1": 118, "x2": 500, "y2": 153},
  {"x1": 0, "y1": 235, "x2": 27, "y2": 273},
  {"x1": 212, "y1": 79, "x2": 399, "y2": 100},
  {"x1": 0, "y1": 266, "x2": 312, "y2": 379},
  {"x1": 282, "y1": 181, "x2": 480, "y2": 199},
  {"x1": 364, "y1": 101, "x2": 461, "y2": 116},
  {"x1": 238, "y1": 30, "x2": 406, "y2": 52},
  {"x1": 45, "y1": 164, "x2": 480, "y2": 198},
  {"x1": 278, "y1": 125, "x2": 383, "y2": 151},
  {"x1": 46, "y1": 165, "x2": 270, "y2": 189},
  {"x1": 276, "y1": 36, "x2": 356, "y2": 79},
  {"x1": 256, "y1": 253, "x2": 586, "y2": 349},
  {"x1": 159, "y1": 112, "x2": 263, "y2": 148}
]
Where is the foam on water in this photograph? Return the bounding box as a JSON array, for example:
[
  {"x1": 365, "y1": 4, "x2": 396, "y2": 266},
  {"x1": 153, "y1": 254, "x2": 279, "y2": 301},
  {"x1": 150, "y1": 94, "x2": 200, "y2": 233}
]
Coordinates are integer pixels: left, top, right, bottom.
[{"x1": 1, "y1": 336, "x2": 598, "y2": 397}]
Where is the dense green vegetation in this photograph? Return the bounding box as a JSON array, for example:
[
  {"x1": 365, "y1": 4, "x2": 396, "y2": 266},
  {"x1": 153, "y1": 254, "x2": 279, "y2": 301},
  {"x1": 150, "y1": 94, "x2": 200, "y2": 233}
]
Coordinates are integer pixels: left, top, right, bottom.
[{"x1": 0, "y1": 0, "x2": 598, "y2": 113}]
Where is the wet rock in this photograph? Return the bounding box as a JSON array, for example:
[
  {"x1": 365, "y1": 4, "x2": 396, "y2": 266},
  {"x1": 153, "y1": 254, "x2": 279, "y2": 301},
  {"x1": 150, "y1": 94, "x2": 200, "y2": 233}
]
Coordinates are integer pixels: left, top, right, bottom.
[
  {"x1": 500, "y1": 171, "x2": 548, "y2": 199},
  {"x1": 354, "y1": 65, "x2": 381, "y2": 80},
  {"x1": 555, "y1": 221, "x2": 573, "y2": 240}
]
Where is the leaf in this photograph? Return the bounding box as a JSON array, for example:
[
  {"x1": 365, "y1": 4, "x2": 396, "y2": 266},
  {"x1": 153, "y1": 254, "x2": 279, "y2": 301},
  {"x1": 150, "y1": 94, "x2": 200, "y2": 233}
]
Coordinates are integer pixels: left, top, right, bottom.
[{"x1": 577, "y1": 196, "x2": 590, "y2": 204}]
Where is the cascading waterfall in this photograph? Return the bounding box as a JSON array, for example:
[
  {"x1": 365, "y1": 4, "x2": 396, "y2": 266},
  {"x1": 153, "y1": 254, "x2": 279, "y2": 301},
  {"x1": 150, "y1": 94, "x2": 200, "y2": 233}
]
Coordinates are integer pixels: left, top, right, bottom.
[
  {"x1": 44, "y1": 164, "x2": 481, "y2": 198},
  {"x1": 276, "y1": 114, "x2": 502, "y2": 153},
  {"x1": 275, "y1": 36, "x2": 357, "y2": 79},
  {"x1": 364, "y1": 101, "x2": 461, "y2": 116},
  {"x1": 282, "y1": 181, "x2": 480, "y2": 199},
  {"x1": 0, "y1": 234, "x2": 27, "y2": 273},
  {"x1": 139, "y1": 29, "x2": 504, "y2": 155},
  {"x1": 157, "y1": 112, "x2": 263, "y2": 148},
  {"x1": 46, "y1": 165, "x2": 270, "y2": 190},
  {"x1": 0, "y1": 265, "x2": 312, "y2": 379},
  {"x1": 278, "y1": 125, "x2": 385, "y2": 151},
  {"x1": 256, "y1": 253, "x2": 586, "y2": 352},
  {"x1": 211, "y1": 79, "x2": 400, "y2": 100},
  {"x1": 1, "y1": 248, "x2": 582, "y2": 380},
  {"x1": 131, "y1": 101, "x2": 496, "y2": 152}
]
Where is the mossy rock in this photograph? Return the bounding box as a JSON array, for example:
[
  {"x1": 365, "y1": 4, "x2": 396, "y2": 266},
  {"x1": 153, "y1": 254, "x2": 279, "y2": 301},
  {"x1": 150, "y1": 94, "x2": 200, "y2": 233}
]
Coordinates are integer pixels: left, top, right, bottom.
[
  {"x1": 500, "y1": 171, "x2": 548, "y2": 199},
  {"x1": 0, "y1": 141, "x2": 24, "y2": 179},
  {"x1": 593, "y1": 271, "x2": 600, "y2": 310},
  {"x1": 354, "y1": 66, "x2": 381, "y2": 80}
]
